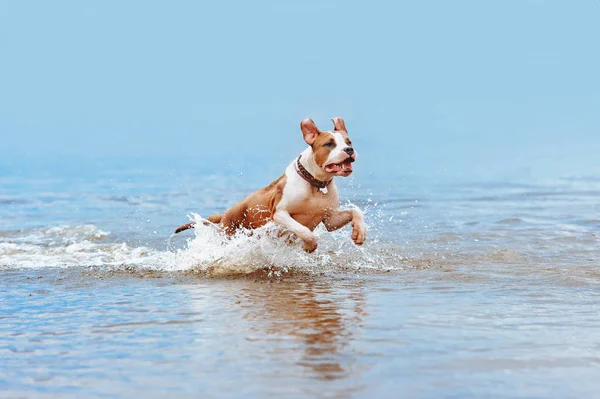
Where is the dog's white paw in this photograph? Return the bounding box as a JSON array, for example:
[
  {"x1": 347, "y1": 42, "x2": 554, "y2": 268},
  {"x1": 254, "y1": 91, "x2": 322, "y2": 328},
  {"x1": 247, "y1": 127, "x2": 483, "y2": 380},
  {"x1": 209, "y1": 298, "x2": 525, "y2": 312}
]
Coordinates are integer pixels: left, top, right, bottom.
[
  {"x1": 351, "y1": 221, "x2": 366, "y2": 246},
  {"x1": 302, "y1": 235, "x2": 318, "y2": 253}
]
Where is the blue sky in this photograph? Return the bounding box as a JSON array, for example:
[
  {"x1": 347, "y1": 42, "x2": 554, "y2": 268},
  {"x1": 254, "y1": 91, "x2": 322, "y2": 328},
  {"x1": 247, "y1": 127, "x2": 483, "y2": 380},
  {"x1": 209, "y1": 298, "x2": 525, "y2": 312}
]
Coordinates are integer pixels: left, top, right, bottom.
[{"x1": 1, "y1": 1, "x2": 599, "y2": 178}]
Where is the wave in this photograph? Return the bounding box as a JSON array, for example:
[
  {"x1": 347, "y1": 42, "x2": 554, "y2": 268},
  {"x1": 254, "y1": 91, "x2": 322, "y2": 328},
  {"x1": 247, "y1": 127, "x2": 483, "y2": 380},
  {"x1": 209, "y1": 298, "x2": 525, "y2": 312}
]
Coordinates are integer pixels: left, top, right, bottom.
[
  {"x1": 2, "y1": 213, "x2": 596, "y2": 278},
  {"x1": 0, "y1": 216, "x2": 400, "y2": 276},
  {"x1": 0, "y1": 224, "x2": 168, "y2": 270}
]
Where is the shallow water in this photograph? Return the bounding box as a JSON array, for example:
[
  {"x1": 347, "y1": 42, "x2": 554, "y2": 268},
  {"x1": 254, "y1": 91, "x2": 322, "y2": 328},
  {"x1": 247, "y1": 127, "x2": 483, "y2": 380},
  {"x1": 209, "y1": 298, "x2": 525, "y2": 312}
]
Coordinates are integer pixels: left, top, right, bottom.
[{"x1": 1, "y1": 156, "x2": 600, "y2": 398}]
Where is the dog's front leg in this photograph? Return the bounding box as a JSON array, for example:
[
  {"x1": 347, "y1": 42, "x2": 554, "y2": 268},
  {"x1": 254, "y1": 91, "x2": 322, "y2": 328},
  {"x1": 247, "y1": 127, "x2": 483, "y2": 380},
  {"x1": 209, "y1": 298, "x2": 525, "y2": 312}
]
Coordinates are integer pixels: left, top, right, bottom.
[
  {"x1": 273, "y1": 210, "x2": 318, "y2": 253},
  {"x1": 323, "y1": 208, "x2": 366, "y2": 245}
]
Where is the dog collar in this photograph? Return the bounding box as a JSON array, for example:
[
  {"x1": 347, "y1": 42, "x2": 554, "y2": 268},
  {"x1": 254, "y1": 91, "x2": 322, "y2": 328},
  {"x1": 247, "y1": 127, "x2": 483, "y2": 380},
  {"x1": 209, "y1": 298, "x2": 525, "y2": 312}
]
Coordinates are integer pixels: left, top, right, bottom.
[{"x1": 295, "y1": 156, "x2": 332, "y2": 191}]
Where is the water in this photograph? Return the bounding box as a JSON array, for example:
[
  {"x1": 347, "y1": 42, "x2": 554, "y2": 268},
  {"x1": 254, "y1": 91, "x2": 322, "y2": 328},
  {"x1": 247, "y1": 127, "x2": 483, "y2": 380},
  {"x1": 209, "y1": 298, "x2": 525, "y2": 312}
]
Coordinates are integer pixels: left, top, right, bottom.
[{"x1": 1, "y1": 155, "x2": 600, "y2": 398}]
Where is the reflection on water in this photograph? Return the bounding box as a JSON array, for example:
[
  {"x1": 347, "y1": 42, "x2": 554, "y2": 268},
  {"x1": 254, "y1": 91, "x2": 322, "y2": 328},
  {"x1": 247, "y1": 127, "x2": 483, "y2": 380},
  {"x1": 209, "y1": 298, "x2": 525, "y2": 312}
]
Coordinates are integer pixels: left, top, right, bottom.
[
  {"x1": 237, "y1": 278, "x2": 367, "y2": 381},
  {"x1": 3, "y1": 267, "x2": 600, "y2": 398}
]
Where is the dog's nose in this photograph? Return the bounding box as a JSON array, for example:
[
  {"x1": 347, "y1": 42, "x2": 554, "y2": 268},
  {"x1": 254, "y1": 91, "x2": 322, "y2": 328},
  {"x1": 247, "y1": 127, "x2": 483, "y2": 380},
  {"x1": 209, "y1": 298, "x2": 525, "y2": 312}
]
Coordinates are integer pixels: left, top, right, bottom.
[{"x1": 344, "y1": 147, "x2": 354, "y2": 156}]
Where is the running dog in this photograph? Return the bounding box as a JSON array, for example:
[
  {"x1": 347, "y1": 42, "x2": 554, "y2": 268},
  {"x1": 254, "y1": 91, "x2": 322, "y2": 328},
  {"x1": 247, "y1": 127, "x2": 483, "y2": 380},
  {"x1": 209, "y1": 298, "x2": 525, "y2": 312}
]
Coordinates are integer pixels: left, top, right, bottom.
[{"x1": 174, "y1": 117, "x2": 366, "y2": 252}]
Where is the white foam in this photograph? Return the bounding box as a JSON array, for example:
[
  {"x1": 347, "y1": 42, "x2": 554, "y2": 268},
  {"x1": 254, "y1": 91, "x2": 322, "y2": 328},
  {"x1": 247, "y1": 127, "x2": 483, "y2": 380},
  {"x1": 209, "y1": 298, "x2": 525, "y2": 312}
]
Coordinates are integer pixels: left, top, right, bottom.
[
  {"x1": 168, "y1": 214, "x2": 387, "y2": 275},
  {"x1": 0, "y1": 225, "x2": 166, "y2": 269},
  {"x1": 0, "y1": 218, "x2": 390, "y2": 275}
]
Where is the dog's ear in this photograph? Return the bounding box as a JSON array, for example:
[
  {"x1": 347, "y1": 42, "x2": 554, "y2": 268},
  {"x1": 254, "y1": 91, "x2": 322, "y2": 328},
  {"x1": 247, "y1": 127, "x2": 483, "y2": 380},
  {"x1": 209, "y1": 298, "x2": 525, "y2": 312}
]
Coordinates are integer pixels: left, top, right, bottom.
[
  {"x1": 331, "y1": 117, "x2": 347, "y2": 134},
  {"x1": 300, "y1": 118, "x2": 321, "y2": 145}
]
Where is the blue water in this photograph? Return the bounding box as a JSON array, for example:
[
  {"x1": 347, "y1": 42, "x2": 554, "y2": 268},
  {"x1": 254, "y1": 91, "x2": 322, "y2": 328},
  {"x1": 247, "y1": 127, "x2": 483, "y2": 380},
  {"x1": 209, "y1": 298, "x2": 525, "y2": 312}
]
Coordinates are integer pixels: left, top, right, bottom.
[{"x1": 1, "y1": 154, "x2": 600, "y2": 398}]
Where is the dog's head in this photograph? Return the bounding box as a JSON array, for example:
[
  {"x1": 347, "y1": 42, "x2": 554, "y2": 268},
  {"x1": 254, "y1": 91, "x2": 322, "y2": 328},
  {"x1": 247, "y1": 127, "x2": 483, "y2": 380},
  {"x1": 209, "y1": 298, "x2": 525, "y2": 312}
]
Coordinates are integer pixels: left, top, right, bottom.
[{"x1": 300, "y1": 117, "x2": 356, "y2": 177}]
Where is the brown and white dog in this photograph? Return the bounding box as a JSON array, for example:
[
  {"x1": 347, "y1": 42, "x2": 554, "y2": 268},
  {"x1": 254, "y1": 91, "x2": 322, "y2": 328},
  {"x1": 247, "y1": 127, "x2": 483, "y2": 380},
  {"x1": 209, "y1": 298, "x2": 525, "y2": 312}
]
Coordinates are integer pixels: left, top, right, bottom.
[{"x1": 174, "y1": 117, "x2": 366, "y2": 252}]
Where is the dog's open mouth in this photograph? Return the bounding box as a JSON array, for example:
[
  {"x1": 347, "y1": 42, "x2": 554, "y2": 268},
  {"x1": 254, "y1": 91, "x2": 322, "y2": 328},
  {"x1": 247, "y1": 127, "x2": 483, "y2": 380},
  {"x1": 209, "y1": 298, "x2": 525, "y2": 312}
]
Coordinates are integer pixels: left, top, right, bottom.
[{"x1": 325, "y1": 159, "x2": 354, "y2": 174}]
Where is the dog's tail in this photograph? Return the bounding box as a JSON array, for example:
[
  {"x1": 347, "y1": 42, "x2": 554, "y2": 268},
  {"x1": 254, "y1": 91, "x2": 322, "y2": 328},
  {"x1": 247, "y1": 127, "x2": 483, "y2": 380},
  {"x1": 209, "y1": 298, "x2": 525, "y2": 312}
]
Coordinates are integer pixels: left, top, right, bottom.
[
  {"x1": 173, "y1": 213, "x2": 222, "y2": 234},
  {"x1": 174, "y1": 222, "x2": 196, "y2": 234}
]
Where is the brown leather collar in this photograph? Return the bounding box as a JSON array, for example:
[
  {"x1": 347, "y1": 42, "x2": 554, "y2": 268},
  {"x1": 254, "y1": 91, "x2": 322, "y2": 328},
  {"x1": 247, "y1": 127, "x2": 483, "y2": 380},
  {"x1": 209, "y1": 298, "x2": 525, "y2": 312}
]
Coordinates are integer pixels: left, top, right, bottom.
[{"x1": 295, "y1": 156, "x2": 332, "y2": 189}]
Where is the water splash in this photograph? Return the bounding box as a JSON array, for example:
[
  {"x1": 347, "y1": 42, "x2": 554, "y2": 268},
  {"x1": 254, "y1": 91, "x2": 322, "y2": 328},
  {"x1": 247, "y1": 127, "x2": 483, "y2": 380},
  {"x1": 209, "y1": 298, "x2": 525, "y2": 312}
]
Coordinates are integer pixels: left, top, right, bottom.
[
  {"x1": 0, "y1": 215, "x2": 394, "y2": 275},
  {"x1": 168, "y1": 213, "x2": 389, "y2": 275}
]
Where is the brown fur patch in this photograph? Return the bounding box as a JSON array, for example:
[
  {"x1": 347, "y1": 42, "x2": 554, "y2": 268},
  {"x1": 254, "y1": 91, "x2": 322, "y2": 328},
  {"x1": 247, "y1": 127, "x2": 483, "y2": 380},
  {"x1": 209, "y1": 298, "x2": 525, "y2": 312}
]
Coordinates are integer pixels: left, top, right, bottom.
[
  {"x1": 311, "y1": 132, "x2": 335, "y2": 167},
  {"x1": 207, "y1": 213, "x2": 222, "y2": 224},
  {"x1": 219, "y1": 174, "x2": 287, "y2": 235}
]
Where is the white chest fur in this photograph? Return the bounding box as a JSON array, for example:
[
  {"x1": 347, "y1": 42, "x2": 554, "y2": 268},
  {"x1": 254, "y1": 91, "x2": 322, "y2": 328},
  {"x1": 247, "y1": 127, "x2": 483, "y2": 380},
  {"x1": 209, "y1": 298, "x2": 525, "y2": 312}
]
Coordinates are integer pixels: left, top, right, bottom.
[{"x1": 278, "y1": 163, "x2": 340, "y2": 215}]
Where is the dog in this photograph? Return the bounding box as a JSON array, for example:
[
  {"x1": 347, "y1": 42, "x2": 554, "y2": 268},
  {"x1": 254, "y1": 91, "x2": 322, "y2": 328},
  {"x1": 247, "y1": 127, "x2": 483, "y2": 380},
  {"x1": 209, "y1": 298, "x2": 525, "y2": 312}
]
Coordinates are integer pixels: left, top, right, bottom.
[{"x1": 174, "y1": 117, "x2": 366, "y2": 252}]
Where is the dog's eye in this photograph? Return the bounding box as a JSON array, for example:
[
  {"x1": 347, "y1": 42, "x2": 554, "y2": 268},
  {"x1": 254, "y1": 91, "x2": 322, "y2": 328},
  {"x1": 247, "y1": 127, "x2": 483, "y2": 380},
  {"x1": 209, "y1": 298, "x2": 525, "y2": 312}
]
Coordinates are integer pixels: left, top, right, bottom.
[
  {"x1": 324, "y1": 141, "x2": 335, "y2": 148},
  {"x1": 347, "y1": 140, "x2": 352, "y2": 146}
]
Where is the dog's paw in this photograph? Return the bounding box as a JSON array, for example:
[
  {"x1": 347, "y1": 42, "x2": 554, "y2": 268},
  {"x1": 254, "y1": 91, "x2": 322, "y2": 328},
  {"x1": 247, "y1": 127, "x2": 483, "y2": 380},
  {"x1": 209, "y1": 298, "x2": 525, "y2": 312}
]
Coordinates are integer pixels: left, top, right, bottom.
[
  {"x1": 351, "y1": 221, "x2": 366, "y2": 246},
  {"x1": 302, "y1": 236, "x2": 318, "y2": 253}
]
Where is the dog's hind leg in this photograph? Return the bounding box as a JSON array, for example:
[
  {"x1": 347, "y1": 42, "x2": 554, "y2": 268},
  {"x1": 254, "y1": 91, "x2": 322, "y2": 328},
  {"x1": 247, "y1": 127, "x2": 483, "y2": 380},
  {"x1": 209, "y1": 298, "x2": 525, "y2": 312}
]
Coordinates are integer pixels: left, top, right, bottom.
[{"x1": 207, "y1": 213, "x2": 222, "y2": 224}]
